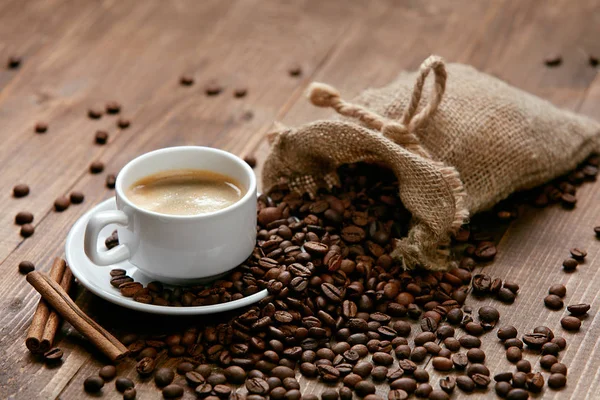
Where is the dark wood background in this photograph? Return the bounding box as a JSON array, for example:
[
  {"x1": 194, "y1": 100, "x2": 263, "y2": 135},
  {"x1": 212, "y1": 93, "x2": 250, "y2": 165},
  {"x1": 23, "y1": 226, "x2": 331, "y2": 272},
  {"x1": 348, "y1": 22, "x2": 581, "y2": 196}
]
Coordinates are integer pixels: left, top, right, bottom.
[{"x1": 1, "y1": 0, "x2": 599, "y2": 399}]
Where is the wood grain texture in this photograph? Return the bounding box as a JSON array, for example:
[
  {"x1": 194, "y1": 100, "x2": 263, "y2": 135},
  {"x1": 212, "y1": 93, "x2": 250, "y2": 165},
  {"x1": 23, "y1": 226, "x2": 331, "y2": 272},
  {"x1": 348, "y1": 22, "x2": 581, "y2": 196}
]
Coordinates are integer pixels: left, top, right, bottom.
[{"x1": 0, "y1": 0, "x2": 599, "y2": 399}]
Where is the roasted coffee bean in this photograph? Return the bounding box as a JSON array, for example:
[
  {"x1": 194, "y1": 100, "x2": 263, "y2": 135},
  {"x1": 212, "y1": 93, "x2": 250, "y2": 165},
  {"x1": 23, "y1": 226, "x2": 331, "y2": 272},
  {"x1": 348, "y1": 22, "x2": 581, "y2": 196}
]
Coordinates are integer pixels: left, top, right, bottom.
[
  {"x1": 503, "y1": 281, "x2": 520, "y2": 294},
  {"x1": 15, "y1": 211, "x2": 34, "y2": 225},
  {"x1": 34, "y1": 122, "x2": 48, "y2": 133},
  {"x1": 106, "y1": 174, "x2": 117, "y2": 189},
  {"x1": 106, "y1": 101, "x2": 121, "y2": 114},
  {"x1": 541, "y1": 342, "x2": 561, "y2": 356},
  {"x1": 549, "y1": 284, "x2": 567, "y2": 297},
  {"x1": 497, "y1": 287, "x2": 516, "y2": 303},
  {"x1": 196, "y1": 383, "x2": 213, "y2": 398},
  {"x1": 459, "y1": 335, "x2": 480, "y2": 348},
  {"x1": 544, "y1": 294, "x2": 564, "y2": 310},
  {"x1": 506, "y1": 346, "x2": 522, "y2": 362},
  {"x1": 497, "y1": 326, "x2": 517, "y2": 341},
  {"x1": 478, "y1": 306, "x2": 499, "y2": 322},
  {"x1": 506, "y1": 388, "x2": 529, "y2": 400},
  {"x1": 180, "y1": 75, "x2": 194, "y2": 86},
  {"x1": 551, "y1": 362, "x2": 568, "y2": 375},
  {"x1": 288, "y1": 64, "x2": 302, "y2": 76},
  {"x1": 43, "y1": 347, "x2": 63, "y2": 362},
  {"x1": 207, "y1": 373, "x2": 227, "y2": 386},
  {"x1": 13, "y1": 184, "x2": 30, "y2": 198},
  {"x1": 561, "y1": 316, "x2": 581, "y2": 331},
  {"x1": 451, "y1": 353, "x2": 468, "y2": 370},
  {"x1": 570, "y1": 248, "x2": 587, "y2": 261},
  {"x1": 372, "y1": 352, "x2": 393, "y2": 365},
  {"x1": 155, "y1": 367, "x2": 175, "y2": 387},
  {"x1": 205, "y1": 82, "x2": 222, "y2": 96},
  {"x1": 472, "y1": 274, "x2": 491, "y2": 294},
  {"x1": 99, "y1": 365, "x2": 116, "y2": 381},
  {"x1": 522, "y1": 333, "x2": 548, "y2": 349},
  {"x1": 390, "y1": 377, "x2": 417, "y2": 393},
  {"x1": 503, "y1": 338, "x2": 523, "y2": 350},
  {"x1": 246, "y1": 377, "x2": 270, "y2": 394},
  {"x1": 88, "y1": 108, "x2": 103, "y2": 119},
  {"x1": 123, "y1": 387, "x2": 137, "y2": 400},
  {"x1": 54, "y1": 196, "x2": 70, "y2": 212},
  {"x1": 366, "y1": 365, "x2": 384, "y2": 381},
  {"x1": 455, "y1": 376, "x2": 475, "y2": 392},
  {"x1": 136, "y1": 357, "x2": 155, "y2": 376},
  {"x1": 213, "y1": 384, "x2": 232, "y2": 399},
  {"x1": 355, "y1": 380, "x2": 376, "y2": 397},
  {"x1": 516, "y1": 360, "x2": 531, "y2": 373},
  {"x1": 300, "y1": 363, "x2": 317, "y2": 377},
  {"x1": 595, "y1": 226, "x2": 600, "y2": 238},
  {"x1": 89, "y1": 161, "x2": 104, "y2": 174},
  {"x1": 352, "y1": 361, "x2": 373, "y2": 377},
  {"x1": 69, "y1": 191, "x2": 85, "y2": 204},
  {"x1": 84, "y1": 376, "x2": 105, "y2": 393},
  {"x1": 414, "y1": 332, "x2": 436, "y2": 346},
  {"x1": 443, "y1": 337, "x2": 460, "y2": 352},
  {"x1": 561, "y1": 193, "x2": 577, "y2": 208},
  {"x1": 117, "y1": 118, "x2": 131, "y2": 129},
  {"x1": 471, "y1": 373, "x2": 491, "y2": 388},
  {"x1": 467, "y1": 348, "x2": 485, "y2": 363},
  {"x1": 548, "y1": 373, "x2": 567, "y2": 389},
  {"x1": 7, "y1": 55, "x2": 21, "y2": 68},
  {"x1": 428, "y1": 390, "x2": 449, "y2": 400},
  {"x1": 120, "y1": 282, "x2": 143, "y2": 297},
  {"x1": 162, "y1": 384, "x2": 184, "y2": 398},
  {"x1": 432, "y1": 357, "x2": 452, "y2": 371},
  {"x1": 321, "y1": 388, "x2": 339, "y2": 400},
  {"x1": 464, "y1": 322, "x2": 484, "y2": 336},
  {"x1": 420, "y1": 316, "x2": 437, "y2": 332},
  {"x1": 410, "y1": 346, "x2": 427, "y2": 362},
  {"x1": 512, "y1": 371, "x2": 527, "y2": 388},
  {"x1": 494, "y1": 372, "x2": 513, "y2": 382},
  {"x1": 115, "y1": 377, "x2": 135, "y2": 392},
  {"x1": 184, "y1": 370, "x2": 206, "y2": 388},
  {"x1": 223, "y1": 365, "x2": 246, "y2": 384},
  {"x1": 414, "y1": 383, "x2": 432, "y2": 398},
  {"x1": 95, "y1": 130, "x2": 109, "y2": 145},
  {"x1": 439, "y1": 376, "x2": 455, "y2": 394},
  {"x1": 567, "y1": 303, "x2": 590, "y2": 316},
  {"x1": 562, "y1": 258, "x2": 578, "y2": 271},
  {"x1": 525, "y1": 372, "x2": 544, "y2": 392},
  {"x1": 244, "y1": 156, "x2": 257, "y2": 168},
  {"x1": 445, "y1": 308, "x2": 463, "y2": 325},
  {"x1": 271, "y1": 366, "x2": 295, "y2": 379},
  {"x1": 540, "y1": 354, "x2": 558, "y2": 369},
  {"x1": 551, "y1": 336, "x2": 567, "y2": 349},
  {"x1": 18, "y1": 260, "x2": 35, "y2": 274},
  {"x1": 495, "y1": 381, "x2": 512, "y2": 398}
]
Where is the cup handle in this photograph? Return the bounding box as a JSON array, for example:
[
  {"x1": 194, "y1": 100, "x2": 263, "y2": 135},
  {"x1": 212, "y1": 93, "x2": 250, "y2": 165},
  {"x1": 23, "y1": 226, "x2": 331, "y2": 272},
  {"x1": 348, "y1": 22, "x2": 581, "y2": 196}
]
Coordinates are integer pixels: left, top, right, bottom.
[{"x1": 84, "y1": 210, "x2": 131, "y2": 266}]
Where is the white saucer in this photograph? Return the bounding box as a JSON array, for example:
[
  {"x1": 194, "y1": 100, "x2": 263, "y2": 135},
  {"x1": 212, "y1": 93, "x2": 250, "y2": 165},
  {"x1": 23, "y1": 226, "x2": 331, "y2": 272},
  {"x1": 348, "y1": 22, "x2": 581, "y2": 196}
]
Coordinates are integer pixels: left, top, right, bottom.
[{"x1": 65, "y1": 198, "x2": 268, "y2": 315}]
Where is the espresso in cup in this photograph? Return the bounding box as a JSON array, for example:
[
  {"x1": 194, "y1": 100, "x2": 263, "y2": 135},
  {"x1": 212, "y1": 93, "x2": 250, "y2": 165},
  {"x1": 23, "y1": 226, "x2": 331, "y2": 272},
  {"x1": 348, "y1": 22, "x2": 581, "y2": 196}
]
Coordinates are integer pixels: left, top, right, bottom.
[{"x1": 125, "y1": 169, "x2": 244, "y2": 215}]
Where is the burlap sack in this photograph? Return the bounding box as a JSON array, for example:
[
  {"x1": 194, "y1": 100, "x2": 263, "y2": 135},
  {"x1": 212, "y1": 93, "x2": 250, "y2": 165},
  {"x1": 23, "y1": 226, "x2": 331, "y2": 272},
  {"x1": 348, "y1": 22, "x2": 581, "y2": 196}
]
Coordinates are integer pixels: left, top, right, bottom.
[{"x1": 262, "y1": 56, "x2": 600, "y2": 271}]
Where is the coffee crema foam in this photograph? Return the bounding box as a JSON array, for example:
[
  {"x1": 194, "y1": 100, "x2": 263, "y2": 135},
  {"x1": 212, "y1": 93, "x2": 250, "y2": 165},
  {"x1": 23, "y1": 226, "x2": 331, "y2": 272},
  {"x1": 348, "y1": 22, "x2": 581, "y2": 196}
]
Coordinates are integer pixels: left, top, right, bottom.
[{"x1": 126, "y1": 169, "x2": 244, "y2": 216}]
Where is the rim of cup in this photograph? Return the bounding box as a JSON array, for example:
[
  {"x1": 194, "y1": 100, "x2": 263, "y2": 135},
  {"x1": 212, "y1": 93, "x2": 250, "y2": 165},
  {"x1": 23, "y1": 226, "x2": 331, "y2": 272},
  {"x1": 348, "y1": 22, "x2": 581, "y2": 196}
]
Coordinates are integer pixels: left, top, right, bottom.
[{"x1": 115, "y1": 146, "x2": 257, "y2": 220}]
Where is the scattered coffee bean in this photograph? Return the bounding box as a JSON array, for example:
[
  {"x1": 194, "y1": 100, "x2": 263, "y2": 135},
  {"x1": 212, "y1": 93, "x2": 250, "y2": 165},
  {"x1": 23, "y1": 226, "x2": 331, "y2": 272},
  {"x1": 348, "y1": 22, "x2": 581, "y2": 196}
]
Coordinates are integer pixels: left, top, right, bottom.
[
  {"x1": 7, "y1": 55, "x2": 21, "y2": 69},
  {"x1": 288, "y1": 64, "x2": 302, "y2": 76},
  {"x1": 106, "y1": 101, "x2": 121, "y2": 114},
  {"x1": 70, "y1": 191, "x2": 85, "y2": 204},
  {"x1": 548, "y1": 373, "x2": 567, "y2": 389},
  {"x1": 432, "y1": 357, "x2": 453, "y2": 371},
  {"x1": 244, "y1": 156, "x2": 257, "y2": 168},
  {"x1": 44, "y1": 347, "x2": 63, "y2": 362},
  {"x1": 13, "y1": 184, "x2": 30, "y2": 198},
  {"x1": 459, "y1": 335, "x2": 481, "y2": 348},
  {"x1": 234, "y1": 88, "x2": 247, "y2": 98},
  {"x1": 106, "y1": 173, "x2": 117, "y2": 189},
  {"x1": 497, "y1": 326, "x2": 518, "y2": 341},
  {"x1": 88, "y1": 108, "x2": 103, "y2": 119},
  {"x1": 180, "y1": 75, "x2": 194, "y2": 86},
  {"x1": 590, "y1": 55, "x2": 599, "y2": 67},
  {"x1": 561, "y1": 316, "x2": 581, "y2": 331},
  {"x1": 15, "y1": 211, "x2": 34, "y2": 225},
  {"x1": 54, "y1": 196, "x2": 70, "y2": 212},
  {"x1": 115, "y1": 377, "x2": 135, "y2": 392},
  {"x1": 136, "y1": 357, "x2": 155, "y2": 376},
  {"x1": 544, "y1": 54, "x2": 562, "y2": 67},
  {"x1": 497, "y1": 287, "x2": 516, "y2": 303},
  {"x1": 84, "y1": 376, "x2": 104, "y2": 393},
  {"x1": 90, "y1": 161, "x2": 105, "y2": 174},
  {"x1": 561, "y1": 193, "x2": 577, "y2": 208},
  {"x1": 570, "y1": 248, "x2": 587, "y2": 261},
  {"x1": 595, "y1": 226, "x2": 600, "y2": 238},
  {"x1": 34, "y1": 122, "x2": 48, "y2": 134},
  {"x1": 506, "y1": 388, "x2": 529, "y2": 400},
  {"x1": 414, "y1": 383, "x2": 432, "y2": 398},
  {"x1": 567, "y1": 303, "x2": 590, "y2": 316},
  {"x1": 18, "y1": 260, "x2": 35, "y2": 274},
  {"x1": 205, "y1": 82, "x2": 222, "y2": 96},
  {"x1": 516, "y1": 360, "x2": 531, "y2": 373},
  {"x1": 162, "y1": 384, "x2": 184, "y2": 398},
  {"x1": 467, "y1": 348, "x2": 485, "y2": 363},
  {"x1": 20, "y1": 224, "x2": 35, "y2": 238},
  {"x1": 495, "y1": 381, "x2": 512, "y2": 398},
  {"x1": 95, "y1": 130, "x2": 109, "y2": 144},
  {"x1": 506, "y1": 346, "x2": 522, "y2": 362},
  {"x1": 99, "y1": 365, "x2": 117, "y2": 381},
  {"x1": 154, "y1": 367, "x2": 175, "y2": 387},
  {"x1": 123, "y1": 387, "x2": 137, "y2": 400},
  {"x1": 355, "y1": 380, "x2": 376, "y2": 397},
  {"x1": 544, "y1": 294, "x2": 564, "y2": 310},
  {"x1": 549, "y1": 284, "x2": 567, "y2": 297},
  {"x1": 550, "y1": 362, "x2": 568, "y2": 375},
  {"x1": 455, "y1": 376, "x2": 475, "y2": 393}
]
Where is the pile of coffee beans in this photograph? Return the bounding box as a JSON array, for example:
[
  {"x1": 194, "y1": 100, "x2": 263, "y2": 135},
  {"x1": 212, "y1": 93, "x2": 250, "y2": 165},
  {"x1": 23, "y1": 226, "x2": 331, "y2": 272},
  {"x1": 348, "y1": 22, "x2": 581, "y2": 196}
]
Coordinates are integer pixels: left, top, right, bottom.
[{"x1": 82, "y1": 158, "x2": 598, "y2": 399}]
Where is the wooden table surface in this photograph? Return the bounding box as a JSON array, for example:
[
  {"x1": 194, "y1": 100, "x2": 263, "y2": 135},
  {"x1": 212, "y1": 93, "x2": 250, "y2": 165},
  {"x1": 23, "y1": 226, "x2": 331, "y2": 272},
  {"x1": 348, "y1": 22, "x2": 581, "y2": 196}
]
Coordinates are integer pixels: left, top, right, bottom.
[{"x1": 1, "y1": 1, "x2": 599, "y2": 399}]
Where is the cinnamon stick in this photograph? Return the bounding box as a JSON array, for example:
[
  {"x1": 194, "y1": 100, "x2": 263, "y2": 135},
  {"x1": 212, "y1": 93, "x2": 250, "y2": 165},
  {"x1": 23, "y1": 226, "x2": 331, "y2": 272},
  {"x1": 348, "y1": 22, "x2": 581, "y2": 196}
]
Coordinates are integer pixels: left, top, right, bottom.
[
  {"x1": 26, "y1": 271, "x2": 128, "y2": 362},
  {"x1": 39, "y1": 266, "x2": 73, "y2": 351},
  {"x1": 26, "y1": 258, "x2": 66, "y2": 353}
]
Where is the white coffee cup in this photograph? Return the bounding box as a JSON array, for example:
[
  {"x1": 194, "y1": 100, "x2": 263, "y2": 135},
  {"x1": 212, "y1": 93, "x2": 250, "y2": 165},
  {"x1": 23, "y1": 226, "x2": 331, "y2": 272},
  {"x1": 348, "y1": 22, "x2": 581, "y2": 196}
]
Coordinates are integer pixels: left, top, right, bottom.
[{"x1": 83, "y1": 146, "x2": 257, "y2": 284}]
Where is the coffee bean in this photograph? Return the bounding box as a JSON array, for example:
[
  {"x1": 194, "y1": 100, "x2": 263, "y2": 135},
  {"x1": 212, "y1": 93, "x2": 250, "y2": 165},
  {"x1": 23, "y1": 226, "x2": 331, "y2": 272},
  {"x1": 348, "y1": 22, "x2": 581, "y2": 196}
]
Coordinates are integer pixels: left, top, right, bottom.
[
  {"x1": 115, "y1": 377, "x2": 135, "y2": 392},
  {"x1": 34, "y1": 122, "x2": 48, "y2": 133},
  {"x1": 373, "y1": 352, "x2": 393, "y2": 365},
  {"x1": 561, "y1": 316, "x2": 581, "y2": 331},
  {"x1": 506, "y1": 346, "x2": 522, "y2": 363},
  {"x1": 506, "y1": 388, "x2": 529, "y2": 400},
  {"x1": 15, "y1": 211, "x2": 34, "y2": 225},
  {"x1": 551, "y1": 362, "x2": 568, "y2": 375},
  {"x1": 494, "y1": 372, "x2": 513, "y2": 382},
  {"x1": 354, "y1": 380, "x2": 375, "y2": 397},
  {"x1": 540, "y1": 354, "x2": 558, "y2": 370},
  {"x1": 20, "y1": 224, "x2": 35, "y2": 238},
  {"x1": 155, "y1": 367, "x2": 175, "y2": 387},
  {"x1": 544, "y1": 54, "x2": 562, "y2": 67},
  {"x1": 117, "y1": 118, "x2": 130, "y2": 129},
  {"x1": 207, "y1": 373, "x2": 227, "y2": 386},
  {"x1": 288, "y1": 64, "x2": 302, "y2": 76},
  {"x1": 123, "y1": 387, "x2": 137, "y2": 400},
  {"x1": 478, "y1": 306, "x2": 499, "y2": 323},
  {"x1": 90, "y1": 161, "x2": 104, "y2": 174},
  {"x1": 43, "y1": 347, "x2": 63, "y2": 362},
  {"x1": 88, "y1": 108, "x2": 103, "y2": 119},
  {"x1": 595, "y1": 226, "x2": 600, "y2": 238},
  {"x1": 414, "y1": 332, "x2": 436, "y2": 346},
  {"x1": 7, "y1": 55, "x2": 21, "y2": 69},
  {"x1": 544, "y1": 294, "x2": 564, "y2": 310},
  {"x1": 414, "y1": 383, "x2": 432, "y2": 398},
  {"x1": 13, "y1": 184, "x2": 30, "y2": 198},
  {"x1": 67, "y1": 191, "x2": 84, "y2": 205},
  {"x1": 106, "y1": 174, "x2": 117, "y2": 189},
  {"x1": 95, "y1": 130, "x2": 109, "y2": 145},
  {"x1": 467, "y1": 348, "x2": 485, "y2": 363},
  {"x1": 474, "y1": 242, "x2": 496, "y2": 261},
  {"x1": 136, "y1": 357, "x2": 155, "y2": 376},
  {"x1": 525, "y1": 372, "x2": 544, "y2": 392},
  {"x1": 177, "y1": 361, "x2": 194, "y2": 375},
  {"x1": 428, "y1": 390, "x2": 449, "y2": 400},
  {"x1": 410, "y1": 346, "x2": 427, "y2": 362},
  {"x1": 497, "y1": 326, "x2": 517, "y2": 341},
  {"x1": 196, "y1": 383, "x2": 213, "y2": 398},
  {"x1": 495, "y1": 381, "x2": 512, "y2": 398},
  {"x1": 570, "y1": 248, "x2": 587, "y2": 261},
  {"x1": 451, "y1": 353, "x2": 468, "y2": 370},
  {"x1": 180, "y1": 75, "x2": 194, "y2": 86},
  {"x1": 443, "y1": 337, "x2": 460, "y2": 352},
  {"x1": 551, "y1": 336, "x2": 567, "y2": 349},
  {"x1": 522, "y1": 333, "x2": 548, "y2": 349},
  {"x1": 246, "y1": 377, "x2": 270, "y2": 394},
  {"x1": 53, "y1": 196, "x2": 70, "y2": 212},
  {"x1": 455, "y1": 376, "x2": 475, "y2": 392},
  {"x1": 99, "y1": 365, "x2": 117, "y2": 381},
  {"x1": 497, "y1": 287, "x2": 516, "y2": 303},
  {"x1": 390, "y1": 377, "x2": 417, "y2": 393},
  {"x1": 472, "y1": 274, "x2": 491, "y2": 294},
  {"x1": 120, "y1": 282, "x2": 143, "y2": 297},
  {"x1": 18, "y1": 261, "x2": 35, "y2": 274},
  {"x1": 205, "y1": 82, "x2": 222, "y2": 96},
  {"x1": 223, "y1": 365, "x2": 246, "y2": 384},
  {"x1": 84, "y1": 376, "x2": 104, "y2": 393},
  {"x1": 432, "y1": 357, "x2": 453, "y2": 371},
  {"x1": 106, "y1": 101, "x2": 121, "y2": 114},
  {"x1": 420, "y1": 316, "x2": 437, "y2": 332},
  {"x1": 548, "y1": 373, "x2": 567, "y2": 389},
  {"x1": 549, "y1": 284, "x2": 567, "y2": 297},
  {"x1": 567, "y1": 303, "x2": 590, "y2": 316},
  {"x1": 162, "y1": 384, "x2": 184, "y2": 398},
  {"x1": 541, "y1": 342, "x2": 561, "y2": 356},
  {"x1": 445, "y1": 308, "x2": 463, "y2": 325},
  {"x1": 458, "y1": 335, "x2": 480, "y2": 348},
  {"x1": 516, "y1": 360, "x2": 531, "y2": 373},
  {"x1": 233, "y1": 87, "x2": 248, "y2": 98},
  {"x1": 244, "y1": 156, "x2": 257, "y2": 168},
  {"x1": 439, "y1": 376, "x2": 455, "y2": 394},
  {"x1": 271, "y1": 366, "x2": 295, "y2": 380},
  {"x1": 503, "y1": 281, "x2": 520, "y2": 294}
]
